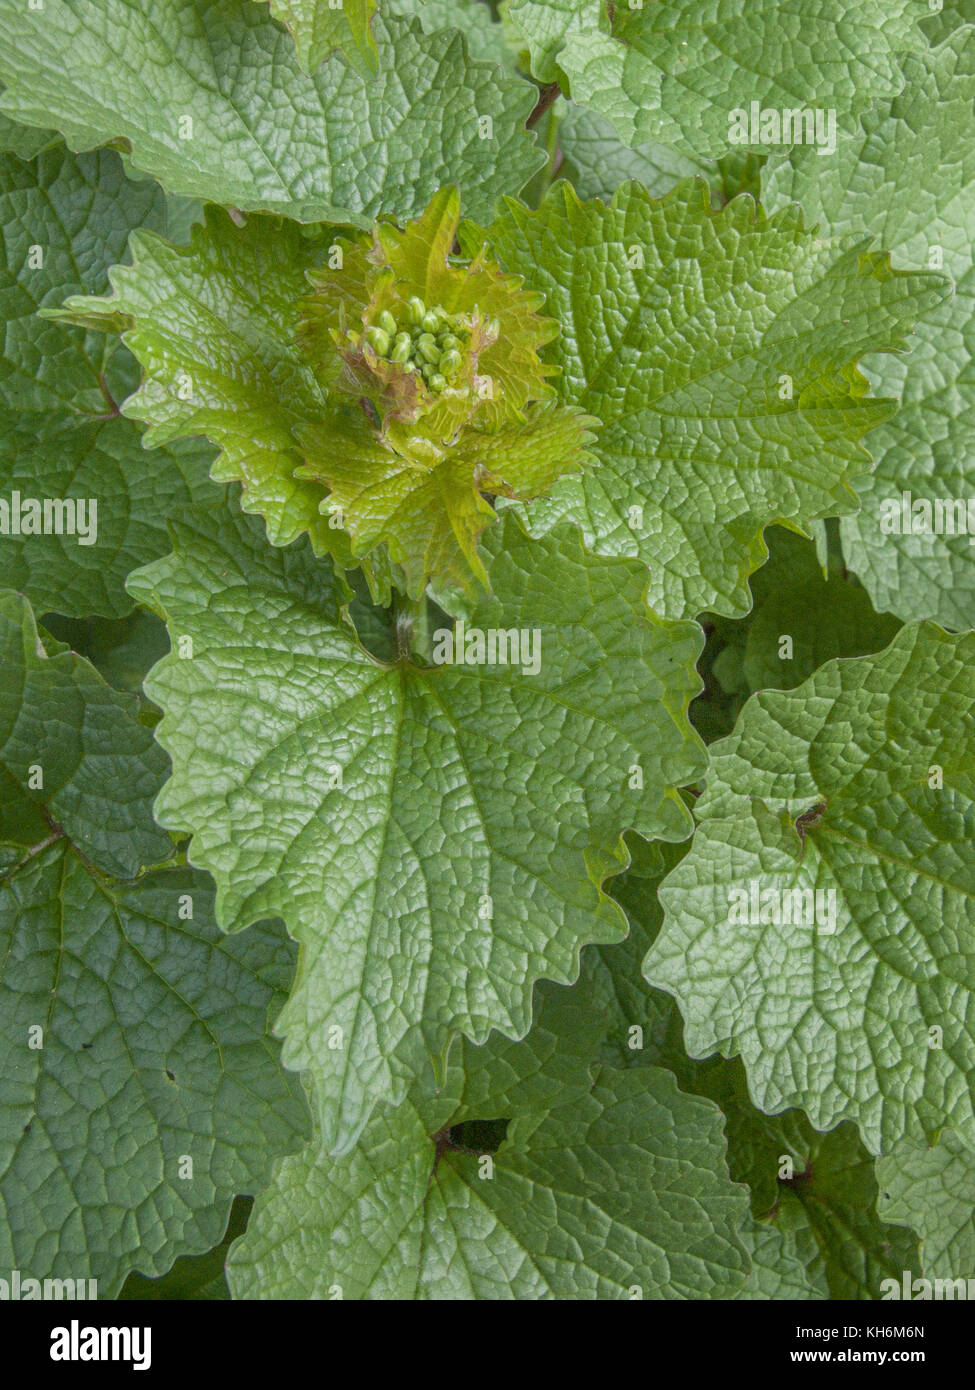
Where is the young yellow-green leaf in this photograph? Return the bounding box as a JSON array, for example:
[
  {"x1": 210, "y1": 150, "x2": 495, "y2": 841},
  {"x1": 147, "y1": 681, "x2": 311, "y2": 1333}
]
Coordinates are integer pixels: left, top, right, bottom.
[
  {"x1": 645, "y1": 623, "x2": 975, "y2": 1157},
  {"x1": 877, "y1": 1132, "x2": 975, "y2": 1285},
  {"x1": 59, "y1": 195, "x2": 590, "y2": 598},
  {"x1": 296, "y1": 401, "x2": 595, "y2": 596},
  {"x1": 298, "y1": 186, "x2": 561, "y2": 437},
  {"x1": 127, "y1": 502, "x2": 706, "y2": 1152},
  {"x1": 255, "y1": 0, "x2": 379, "y2": 74},
  {"x1": 461, "y1": 181, "x2": 949, "y2": 620},
  {"x1": 765, "y1": 29, "x2": 975, "y2": 629},
  {"x1": 0, "y1": 2, "x2": 542, "y2": 225},
  {"x1": 55, "y1": 210, "x2": 357, "y2": 569},
  {"x1": 228, "y1": 991, "x2": 752, "y2": 1299},
  {"x1": 506, "y1": 0, "x2": 926, "y2": 158}
]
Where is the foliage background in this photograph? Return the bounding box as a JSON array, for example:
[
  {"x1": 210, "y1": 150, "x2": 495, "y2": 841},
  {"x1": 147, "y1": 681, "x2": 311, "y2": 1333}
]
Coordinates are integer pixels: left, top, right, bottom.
[{"x1": 0, "y1": 0, "x2": 972, "y2": 1302}]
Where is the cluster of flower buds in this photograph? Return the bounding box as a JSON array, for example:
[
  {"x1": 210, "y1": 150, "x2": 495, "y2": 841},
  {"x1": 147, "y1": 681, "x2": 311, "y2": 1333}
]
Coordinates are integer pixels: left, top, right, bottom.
[{"x1": 362, "y1": 297, "x2": 495, "y2": 394}]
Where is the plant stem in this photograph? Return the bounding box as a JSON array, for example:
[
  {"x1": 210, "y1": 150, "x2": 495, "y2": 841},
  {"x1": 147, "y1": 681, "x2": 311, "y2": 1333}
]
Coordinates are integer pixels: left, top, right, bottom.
[
  {"x1": 392, "y1": 591, "x2": 431, "y2": 662},
  {"x1": 522, "y1": 101, "x2": 564, "y2": 208},
  {"x1": 527, "y1": 80, "x2": 560, "y2": 129}
]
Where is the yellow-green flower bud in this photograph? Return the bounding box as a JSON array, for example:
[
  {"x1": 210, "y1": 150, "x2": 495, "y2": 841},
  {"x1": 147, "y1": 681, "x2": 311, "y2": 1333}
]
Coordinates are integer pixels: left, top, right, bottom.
[
  {"x1": 417, "y1": 334, "x2": 441, "y2": 364},
  {"x1": 365, "y1": 326, "x2": 390, "y2": 356}
]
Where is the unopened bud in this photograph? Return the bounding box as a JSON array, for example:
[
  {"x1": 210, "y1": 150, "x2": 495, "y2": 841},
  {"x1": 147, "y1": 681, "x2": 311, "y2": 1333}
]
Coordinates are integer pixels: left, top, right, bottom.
[{"x1": 365, "y1": 326, "x2": 390, "y2": 356}]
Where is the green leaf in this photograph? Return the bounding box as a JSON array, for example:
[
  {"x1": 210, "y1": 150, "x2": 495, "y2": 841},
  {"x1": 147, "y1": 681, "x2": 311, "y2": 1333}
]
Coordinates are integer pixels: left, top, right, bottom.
[
  {"x1": 764, "y1": 1121, "x2": 920, "y2": 1300},
  {"x1": 591, "y1": 842, "x2": 917, "y2": 1298},
  {"x1": 39, "y1": 610, "x2": 170, "y2": 700},
  {"x1": 733, "y1": 1222, "x2": 826, "y2": 1300},
  {"x1": 255, "y1": 0, "x2": 379, "y2": 74},
  {"x1": 0, "y1": 853, "x2": 308, "y2": 1296},
  {"x1": 127, "y1": 502, "x2": 706, "y2": 1152},
  {"x1": 645, "y1": 623, "x2": 975, "y2": 1157},
  {"x1": 877, "y1": 1132, "x2": 975, "y2": 1284},
  {"x1": 440, "y1": 983, "x2": 608, "y2": 1123},
  {"x1": 765, "y1": 29, "x2": 975, "y2": 628},
  {"x1": 503, "y1": 0, "x2": 597, "y2": 83},
  {"x1": 708, "y1": 527, "x2": 902, "y2": 698},
  {"x1": 462, "y1": 180, "x2": 949, "y2": 620},
  {"x1": 0, "y1": 146, "x2": 216, "y2": 618},
  {"x1": 555, "y1": 101, "x2": 767, "y2": 215},
  {"x1": 701, "y1": 1072, "x2": 921, "y2": 1298},
  {"x1": 297, "y1": 401, "x2": 596, "y2": 596},
  {"x1": 921, "y1": 0, "x2": 975, "y2": 43},
  {"x1": 257, "y1": 0, "x2": 512, "y2": 75},
  {"x1": 1, "y1": 415, "x2": 214, "y2": 620},
  {"x1": 0, "y1": 594, "x2": 309, "y2": 1294},
  {"x1": 391, "y1": 0, "x2": 513, "y2": 66},
  {"x1": 0, "y1": 146, "x2": 176, "y2": 419},
  {"x1": 0, "y1": 110, "x2": 56, "y2": 159},
  {"x1": 119, "y1": 1197, "x2": 250, "y2": 1300},
  {"x1": 556, "y1": 100, "x2": 708, "y2": 202},
  {"x1": 60, "y1": 191, "x2": 595, "y2": 599},
  {"x1": 0, "y1": 590, "x2": 170, "y2": 874},
  {"x1": 0, "y1": 2, "x2": 543, "y2": 225},
  {"x1": 505, "y1": 0, "x2": 926, "y2": 158},
  {"x1": 227, "y1": 992, "x2": 752, "y2": 1298},
  {"x1": 56, "y1": 209, "x2": 402, "y2": 584}
]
